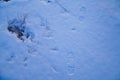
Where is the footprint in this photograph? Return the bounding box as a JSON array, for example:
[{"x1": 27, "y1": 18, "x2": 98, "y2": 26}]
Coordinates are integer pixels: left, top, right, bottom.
[
  {"x1": 39, "y1": 0, "x2": 52, "y2": 4},
  {"x1": 67, "y1": 65, "x2": 75, "y2": 76},
  {"x1": 66, "y1": 52, "x2": 75, "y2": 76},
  {"x1": 23, "y1": 63, "x2": 28, "y2": 67},
  {"x1": 23, "y1": 57, "x2": 28, "y2": 62},
  {"x1": 27, "y1": 44, "x2": 38, "y2": 56},
  {"x1": 43, "y1": 30, "x2": 53, "y2": 39},
  {"x1": 23, "y1": 57, "x2": 28, "y2": 67},
  {"x1": 79, "y1": 6, "x2": 86, "y2": 12},
  {"x1": 6, "y1": 54, "x2": 15, "y2": 63},
  {"x1": 50, "y1": 47, "x2": 59, "y2": 52},
  {"x1": 28, "y1": 49, "x2": 37, "y2": 56},
  {"x1": 79, "y1": 16, "x2": 85, "y2": 21},
  {"x1": 67, "y1": 52, "x2": 74, "y2": 58}
]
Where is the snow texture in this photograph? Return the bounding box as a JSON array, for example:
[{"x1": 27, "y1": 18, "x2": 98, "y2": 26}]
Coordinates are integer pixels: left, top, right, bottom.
[{"x1": 0, "y1": 0, "x2": 120, "y2": 80}]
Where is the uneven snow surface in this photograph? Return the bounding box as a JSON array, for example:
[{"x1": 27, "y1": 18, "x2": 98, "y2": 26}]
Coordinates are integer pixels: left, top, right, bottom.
[{"x1": 0, "y1": 0, "x2": 120, "y2": 80}]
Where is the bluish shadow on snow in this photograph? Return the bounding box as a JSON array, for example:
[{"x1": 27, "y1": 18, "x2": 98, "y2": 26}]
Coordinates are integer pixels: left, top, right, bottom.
[{"x1": 0, "y1": 76, "x2": 16, "y2": 80}]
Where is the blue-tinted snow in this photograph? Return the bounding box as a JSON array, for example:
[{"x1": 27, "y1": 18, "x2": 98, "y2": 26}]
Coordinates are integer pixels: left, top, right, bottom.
[{"x1": 0, "y1": 0, "x2": 120, "y2": 80}]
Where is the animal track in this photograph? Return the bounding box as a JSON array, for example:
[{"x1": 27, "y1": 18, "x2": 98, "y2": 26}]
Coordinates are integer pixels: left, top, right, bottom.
[
  {"x1": 79, "y1": 16, "x2": 85, "y2": 21},
  {"x1": 24, "y1": 35, "x2": 58, "y2": 73},
  {"x1": 66, "y1": 52, "x2": 75, "y2": 76},
  {"x1": 67, "y1": 65, "x2": 75, "y2": 76},
  {"x1": 23, "y1": 57, "x2": 28, "y2": 67},
  {"x1": 50, "y1": 46, "x2": 59, "y2": 53},
  {"x1": 6, "y1": 53, "x2": 15, "y2": 63},
  {"x1": 79, "y1": 6, "x2": 86, "y2": 12}
]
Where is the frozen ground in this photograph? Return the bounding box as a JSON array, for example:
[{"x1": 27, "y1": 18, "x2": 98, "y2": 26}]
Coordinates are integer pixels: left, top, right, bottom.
[{"x1": 0, "y1": 0, "x2": 120, "y2": 80}]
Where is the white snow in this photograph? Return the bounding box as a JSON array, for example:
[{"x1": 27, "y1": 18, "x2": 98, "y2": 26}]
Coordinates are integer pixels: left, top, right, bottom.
[{"x1": 0, "y1": 0, "x2": 120, "y2": 80}]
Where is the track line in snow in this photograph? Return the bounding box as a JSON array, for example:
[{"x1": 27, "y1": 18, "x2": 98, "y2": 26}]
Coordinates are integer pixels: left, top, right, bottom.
[
  {"x1": 23, "y1": 38, "x2": 59, "y2": 73},
  {"x1": 66, "y1": 52, "x2": 75, "y2": 76},
  {"x1": 54, "y1": 0, "x2": 86, "y2": 22}
]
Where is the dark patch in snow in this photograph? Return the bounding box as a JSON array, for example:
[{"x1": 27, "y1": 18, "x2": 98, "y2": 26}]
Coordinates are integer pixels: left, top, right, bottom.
[
  {"x1": 71, "y1": 28, "x2": 76, "y2": 31},
  {"x1": 7, "y1": 15, "x2": 34, "y2": 41},
  {"x1": 0, "y1": 76, "x2": 15, "y2": 80},
  {"x1": 0, "y1": 0, "x2": 10, "y2": 2}
]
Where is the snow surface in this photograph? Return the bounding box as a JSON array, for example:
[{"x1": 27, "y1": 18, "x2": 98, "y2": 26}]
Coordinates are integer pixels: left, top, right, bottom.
[{"x1": 0, "y1": 0, "x2": 120, "y2": 80}]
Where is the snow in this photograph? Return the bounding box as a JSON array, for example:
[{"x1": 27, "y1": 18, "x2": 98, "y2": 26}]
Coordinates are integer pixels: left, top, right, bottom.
[{"x1": 0, "y1": 0, "x2": 120, "y2": 80}]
